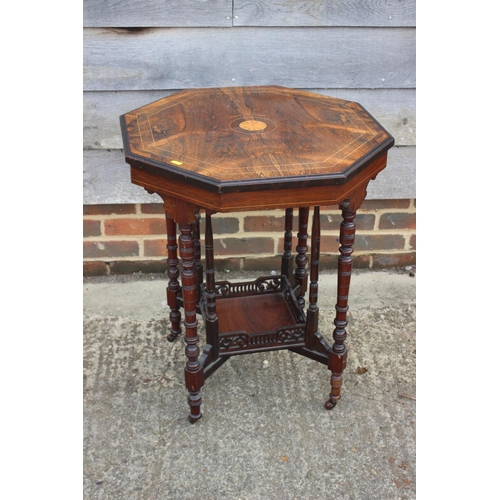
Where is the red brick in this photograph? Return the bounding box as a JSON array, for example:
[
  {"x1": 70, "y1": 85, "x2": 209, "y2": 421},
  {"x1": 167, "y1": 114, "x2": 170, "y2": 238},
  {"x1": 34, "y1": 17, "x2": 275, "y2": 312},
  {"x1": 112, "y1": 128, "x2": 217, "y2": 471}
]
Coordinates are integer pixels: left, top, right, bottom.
[
  {"x1": 214, "y1": 237, "x2": 274, "y2": 256},
  {"x1": 277, "y1": 235, "x2": 342, "y2": 253},
  {"x1": 200, "y1": 217, "x2": 239, "y2": 234},
  {"x1": 83, "y1": 240, "x2": 139, "y2": 258},
  {"x1": 278, "y1": 233, "x2": 405, "y2": 253},
  {"x1": 83, "y1": 261, "x2": 109, "y2": 276},
  {"x1": 104, "y1": 218, "x2": 166, "y2": 236},
  {"x1": 320, "y1": 199, "x2": 411, "y2": 211},
  {"x1": 277, "y1": 237, "x2": 286, "y2": 252},
  {"x1": 140, "y1": 203, "x2": 165, "y2": 214},
  {"x1": 144, "y1": 239, "x2": 168, "y2": 257},
  {"x1": 318, "y1": 235, "x2": 340, "y2": 252},
  {"x1": 242, "y1": 256, "x2": 284, "y2": 272},
  {"x1": 409, "y1": 234, "x2": 416, "y2": 250},
  {"x1": 277, "y1": 235, "x2": 336, "y2": 254},
  {"x1": 320, "y1": 213, "x2": 375, "y2": 231},
  {"x1": 353, "y1": 234, "x2": 406, "y2": 251},
  {"x1": 144, "y1": 238, "x2": 208, "y2": 258},
  {"x1": 359, "y1": 199, "x2": 411, "y2": 210},
  {"x1": 372, "y1": 252, "x2": 416, "y2": 269},
  {"x1": 244, "y1": 215, "x2": 285, "y2": 233},
  {"x1": 243, "y1": 214, "x2": 302, "y2": 233},
  {"x1": 379, "y1": 213, "x2": 416, "y2": 230},
  {"x1": 84, "y1": 220, "x2": 101, "y2": 237},
  {"x1": 319, "y1": 254, "x2": 371, "y2": 269},
  {"x1": 109, "y1": 260, "x2": 168, "y2": 275},
  {"x1": 212, "y1": 258, "x2": 241, "y2": 272},
  {"x1": 353, "y1": 254, "x2": 372, "y2": 269},
  {"x1": 83, "y1": 204, "x2": 136, "y2": 216}
]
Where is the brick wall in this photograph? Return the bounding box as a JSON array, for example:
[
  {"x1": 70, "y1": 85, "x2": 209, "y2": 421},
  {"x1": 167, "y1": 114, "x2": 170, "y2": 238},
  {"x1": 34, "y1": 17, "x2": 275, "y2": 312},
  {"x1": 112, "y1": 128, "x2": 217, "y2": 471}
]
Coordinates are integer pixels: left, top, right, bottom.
[{"x1": 83, "y1": 199, "x2": 416, "y2": 276}]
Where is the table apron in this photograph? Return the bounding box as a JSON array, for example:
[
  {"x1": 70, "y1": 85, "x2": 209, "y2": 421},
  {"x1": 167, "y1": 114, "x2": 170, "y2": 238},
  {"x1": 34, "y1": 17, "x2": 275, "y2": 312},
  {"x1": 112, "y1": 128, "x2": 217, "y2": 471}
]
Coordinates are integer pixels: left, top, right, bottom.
[{"x1": 130, "y1": 153, "x2": 387, "y2": 214}]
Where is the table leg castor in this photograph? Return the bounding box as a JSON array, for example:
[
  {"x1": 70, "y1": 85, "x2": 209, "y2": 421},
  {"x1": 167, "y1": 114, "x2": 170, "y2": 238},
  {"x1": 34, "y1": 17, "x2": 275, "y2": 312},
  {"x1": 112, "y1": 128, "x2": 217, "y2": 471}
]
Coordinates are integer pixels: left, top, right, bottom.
[
  {"x1": 325, "y1": 400, "x2": 337, "y2": 410},
  {"x1": 188, "y1": 413, "x2": 202, "y2": 424}
]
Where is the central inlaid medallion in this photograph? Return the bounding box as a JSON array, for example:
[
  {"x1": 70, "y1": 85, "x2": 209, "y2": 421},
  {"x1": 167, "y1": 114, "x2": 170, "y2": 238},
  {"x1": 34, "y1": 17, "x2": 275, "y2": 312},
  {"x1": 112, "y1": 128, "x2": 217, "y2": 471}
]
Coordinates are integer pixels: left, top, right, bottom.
[{"x1": 238, "y1": 120, "x2": 268, "y2": 131}]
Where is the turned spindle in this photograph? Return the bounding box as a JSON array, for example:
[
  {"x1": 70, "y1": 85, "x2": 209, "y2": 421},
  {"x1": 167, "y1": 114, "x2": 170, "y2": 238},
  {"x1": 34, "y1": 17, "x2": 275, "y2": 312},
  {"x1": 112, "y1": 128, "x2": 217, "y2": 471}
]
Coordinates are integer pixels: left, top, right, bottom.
[
  {"x1": 294, "y1": 207, "x2": 309, "y2": 309},
  {"x1": 179, "y1": 223, "x2": 204, "y2": 423},
  {"x1": 306, "y1": 207, "x2": 320, "y2": 350},
  {"x1": 326, "y1": 207, "x2": 356, "y2": 410},
  {"x1": 204, "y1": 212, "x2": 219, "y2": 361},
  {"x1": 281, "y1": 208, "x2": 294, "y2": 282},
  {"x1": 192, "y1": 213, "x2": 203, "y2": 305},
  {"x1": 165, "y1": 214, "x2": 181, "y2": 342}
]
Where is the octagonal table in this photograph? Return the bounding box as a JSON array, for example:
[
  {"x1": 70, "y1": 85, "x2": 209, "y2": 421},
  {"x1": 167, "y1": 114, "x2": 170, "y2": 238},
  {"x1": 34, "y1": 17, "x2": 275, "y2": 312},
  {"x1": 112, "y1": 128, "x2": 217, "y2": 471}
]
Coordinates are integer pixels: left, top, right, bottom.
[{"x1": 120, "y1": 86, "x2": 394, "y2": 423}]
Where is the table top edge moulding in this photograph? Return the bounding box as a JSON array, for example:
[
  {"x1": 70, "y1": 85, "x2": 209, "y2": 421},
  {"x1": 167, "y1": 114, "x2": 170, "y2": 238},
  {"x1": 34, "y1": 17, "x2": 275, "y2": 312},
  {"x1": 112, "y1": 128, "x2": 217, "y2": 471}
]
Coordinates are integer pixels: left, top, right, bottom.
[{"x1": 119, "y1": 85, "x2": 396, "y2": 423}]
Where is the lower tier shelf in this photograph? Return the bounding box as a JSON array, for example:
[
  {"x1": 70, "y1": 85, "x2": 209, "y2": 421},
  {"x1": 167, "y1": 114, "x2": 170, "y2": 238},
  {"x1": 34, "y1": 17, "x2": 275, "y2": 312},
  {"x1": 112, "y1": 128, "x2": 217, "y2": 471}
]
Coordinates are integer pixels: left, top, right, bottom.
[{"x1": 200, "y1": 275, "x2": 307, "y2": 355}]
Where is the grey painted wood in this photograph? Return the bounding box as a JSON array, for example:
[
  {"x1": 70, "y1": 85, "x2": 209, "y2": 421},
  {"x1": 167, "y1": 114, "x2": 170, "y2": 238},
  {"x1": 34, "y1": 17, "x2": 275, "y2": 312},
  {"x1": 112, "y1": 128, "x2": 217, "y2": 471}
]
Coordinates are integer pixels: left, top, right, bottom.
[
  {"x1": 83, "y1": 27, "x2": 415, "y2": 91},
  {"x1": 83, "y1": 88, "x2": 415, "y2": 150},
  {"x1": 366, "y1": 146, "x2": 415, "y2": 200},
  {"x1": 83, "y1": 147, "x2": 415, "y2": 205},
  {"x1": 83, "y1": 0, "x2": 416, "y2": 28},
  {"x1": 84, "y1": 0, "x2": 233, "y2": 27},
  {"x1": 234, "y1": 0, "x2": 416, "y2": 27},
  {"x1": 83, "y1": 149, "x2": 160, "y2": 204}
]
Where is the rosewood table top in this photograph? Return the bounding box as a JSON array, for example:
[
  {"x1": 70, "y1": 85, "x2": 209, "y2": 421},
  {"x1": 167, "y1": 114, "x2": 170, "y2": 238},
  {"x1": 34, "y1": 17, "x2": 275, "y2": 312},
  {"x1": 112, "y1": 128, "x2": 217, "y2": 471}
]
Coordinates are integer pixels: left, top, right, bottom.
[{"x1": 120, "y1": 86, "x2": 394, "y2": 215}]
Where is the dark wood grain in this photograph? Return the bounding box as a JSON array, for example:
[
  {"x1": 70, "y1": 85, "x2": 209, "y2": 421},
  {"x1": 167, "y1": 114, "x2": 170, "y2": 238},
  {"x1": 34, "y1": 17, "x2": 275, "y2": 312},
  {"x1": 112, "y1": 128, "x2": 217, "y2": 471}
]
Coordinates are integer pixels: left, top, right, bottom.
[
  {"x1": 122, "y1": 86, "x2": 393, "y2": 195},
  {"x1": 281, "y1": 208, "x2": 294, "y2": 281},
  {"x1": 326, "y1": 208, "x2": 356, "y2": 409},
  {"x1": 192, "y1": 214, "x2": 203, "y2": 305},
  {"x1": 179, "y1": 223, "x2": 204, "y2": 423},
  {"x1": 306, "y1": 206, "x2": 321, "y2": 349},
  {"x1": 294, "y1": 207, "x2": 309, "y2": 309},
  {"x1": 165, "y1": 213, "x2": 181, "y2": 342},
  {"x1": 218, "y1": 294, "x2": 296, "y2": 335},
  {"x1": 204, "y1": 212, "x2": 220, "y2": 363}
]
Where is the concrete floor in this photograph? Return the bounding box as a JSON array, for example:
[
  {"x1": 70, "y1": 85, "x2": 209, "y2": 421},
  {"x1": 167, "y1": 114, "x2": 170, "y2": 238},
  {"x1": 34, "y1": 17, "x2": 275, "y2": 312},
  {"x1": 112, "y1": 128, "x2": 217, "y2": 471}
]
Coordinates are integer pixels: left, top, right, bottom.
[{"x1": 83, "y1": 269, "x2": 416, "y2": 499}]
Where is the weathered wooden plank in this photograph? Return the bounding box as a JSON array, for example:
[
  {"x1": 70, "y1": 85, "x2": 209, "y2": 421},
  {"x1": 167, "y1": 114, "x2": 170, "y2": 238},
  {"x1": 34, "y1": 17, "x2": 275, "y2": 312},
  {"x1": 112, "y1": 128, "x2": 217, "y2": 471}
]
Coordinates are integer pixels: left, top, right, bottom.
[
  {"x1": 83, "y1": 147, "x2": 415, "y2": 204},
  {"x1": 83, "y1": 0, "x2": 233, "y2": 27},
  {"x1": 83, "y1": 27, "x2": 415, "y2": 91},
  {"x1": 366, "y1": 146, "x2": 415, "y2": 200},
  {"x1": 84, "y1": 149, "x2": 157, "y2": 204},
  {"x1": 83, "y1": 88, "x2": 415, "y2": 149},
  {"x1": 234, "y1": 0, "x2": 416, "y2": 27}
]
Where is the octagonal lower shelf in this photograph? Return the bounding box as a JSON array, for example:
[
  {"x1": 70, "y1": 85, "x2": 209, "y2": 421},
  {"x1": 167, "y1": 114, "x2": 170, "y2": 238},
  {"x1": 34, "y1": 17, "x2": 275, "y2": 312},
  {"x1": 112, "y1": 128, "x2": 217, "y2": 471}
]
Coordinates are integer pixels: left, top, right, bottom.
[{"x1": 200, "y1": 275, "x2": 307, "y2": 355}]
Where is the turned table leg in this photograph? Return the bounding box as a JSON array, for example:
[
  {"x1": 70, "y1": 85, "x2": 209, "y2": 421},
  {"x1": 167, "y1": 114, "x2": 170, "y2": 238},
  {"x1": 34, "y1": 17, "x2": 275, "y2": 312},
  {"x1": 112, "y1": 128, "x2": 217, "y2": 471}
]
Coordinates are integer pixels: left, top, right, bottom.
[
  {"x1": 326, "y1": 208, "x2": 356, "y2": 410},
  {"x1": 306, "y1": 207, "x2": 320, "y2": 350},
  {"x1": 179, "y1": 223, "x2": 204, "y2": 422},
  {"x1": 192, "y1": 213, "x2": 203, "y2": 306},
  {"x1": 165, "y1": 214, "x2": 181, "y2": 342},
  {"x1": 204, "y1": 212, "x2": 219, "y2": 362},
  {"x1": 281, "y1": 208, "x2": 294, "y2": 282},
  {"x1": 294, "y1": 207, "x2": 309, "y2": 309}
]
